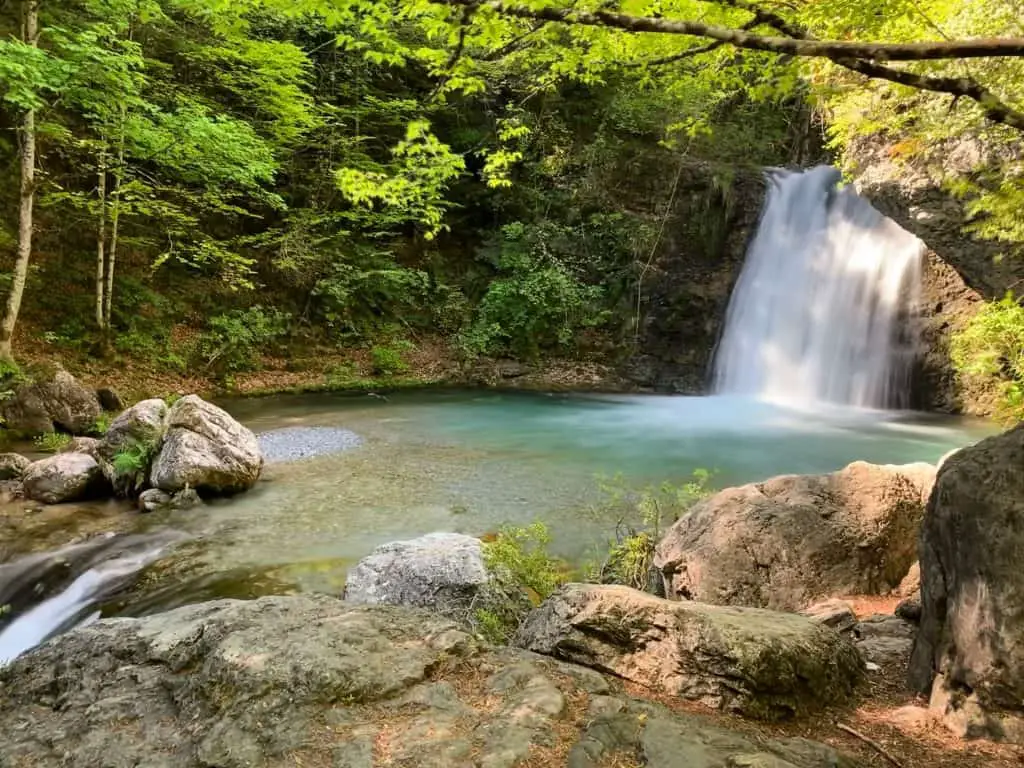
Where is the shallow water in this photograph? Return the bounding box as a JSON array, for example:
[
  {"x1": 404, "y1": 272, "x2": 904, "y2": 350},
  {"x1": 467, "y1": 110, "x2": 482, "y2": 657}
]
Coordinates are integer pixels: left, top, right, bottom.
[
  {"x1": 0, "y1": 389, "x2": 996, "y2": 641},
  {"x1": 150, "y1": 389, "x2": 991, "y2": 589}
]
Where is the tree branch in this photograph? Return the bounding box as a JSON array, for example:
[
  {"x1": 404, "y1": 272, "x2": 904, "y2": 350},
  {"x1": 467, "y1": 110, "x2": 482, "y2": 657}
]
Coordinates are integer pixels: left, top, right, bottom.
[
  {"x1": 435, "y1": 0, "x2": 1024, "y2": 61},
  {"x1": 712, "y1": 0, "x2": 1024, "y2": 130}
]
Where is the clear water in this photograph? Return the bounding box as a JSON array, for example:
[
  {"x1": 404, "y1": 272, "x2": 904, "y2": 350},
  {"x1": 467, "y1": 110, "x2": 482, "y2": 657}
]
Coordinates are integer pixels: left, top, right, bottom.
[
  {"x1": 159, "y1": 390, "x2": 991, "y2": 581},
  {"x1": 0, "y1": 388, "x2": 994, "y2": 662},
  {"x1": 714, "y1": 166, "x2": 924, "y2": 408}
]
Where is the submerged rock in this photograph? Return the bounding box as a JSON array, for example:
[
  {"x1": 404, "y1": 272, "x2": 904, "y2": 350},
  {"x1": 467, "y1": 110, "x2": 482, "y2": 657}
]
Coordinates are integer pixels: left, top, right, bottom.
[
  {"x1": 0, "y1": 452, "x2": 30, "y2": 480},
  {"x1": 514, "y1": 583, "x2": 864, "y2": 720},
  {"x1": 150, "y1": 395, "x2": 262, "y2": 495},
  {"x1": 911, "y1": 423, "x2": 1024, "y2": 742},
  {"x1": 345, "y1": 532, "x2": 490, "y2": 620},
  {"x1": 655, "y1": 461, "x2": 935, "y2": 611},
  {"x1": 0, "y1": 595, "x2": 865, "y2": 767},
  {"x1": 1, "y1": 366, "x2": 101, "y2": 435},
  {"x1": 22, "y1": 453, "x2": 109, "y2": 504},
  {"x1": 137, "y1": 487, "x2": 202, "y2": 513}
]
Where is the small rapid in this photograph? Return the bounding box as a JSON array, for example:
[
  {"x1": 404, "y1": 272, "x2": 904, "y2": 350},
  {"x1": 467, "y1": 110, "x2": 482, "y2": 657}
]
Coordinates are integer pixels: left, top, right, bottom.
[{"x1": 0, "y1": 532, "x2": 182, "y2": 665}]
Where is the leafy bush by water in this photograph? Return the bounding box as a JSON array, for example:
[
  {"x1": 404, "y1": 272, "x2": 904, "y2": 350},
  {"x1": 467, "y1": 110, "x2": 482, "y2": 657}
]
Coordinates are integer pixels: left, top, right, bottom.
[
  {"x1": 476, "y1": 522, "x2": 569, "y2": 644},
  {"x1": 197, "y1": 306, "x2": 292, "y2": 376},
  {"x1": 951, "y1": 294, "x2": 1024, "y2": 423},
  {"x1": 587, "y1": 470, "x2": 714, "y2": 591}
]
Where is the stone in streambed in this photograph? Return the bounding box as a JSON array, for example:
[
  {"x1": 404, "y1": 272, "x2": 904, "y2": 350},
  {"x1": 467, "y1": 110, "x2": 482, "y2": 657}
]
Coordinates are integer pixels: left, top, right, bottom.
[
  {"x1": 22, "y1": 453, "x2": 110, "y2": 504},
  {"x1": 149, "y1": 396, "x2": 262, "y2": 495},
  {"x1": 0, "y1": 452, "x2": 30, "y2": 480}
]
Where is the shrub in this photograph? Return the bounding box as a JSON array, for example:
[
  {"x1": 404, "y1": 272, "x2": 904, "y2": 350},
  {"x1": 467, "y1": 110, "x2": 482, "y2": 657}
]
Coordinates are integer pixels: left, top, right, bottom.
[
  {"x1": 33, "y1": 432, "x2": 72, "y2": 453},
  {"x1": 196, "y1": 306, "x2": 292, "y2": 376},
  {"x1": 111, "y1": 438, "x2": 160, "y2": 496},
  {"x1": 475, "y1": 522, "x2": 569, "y2": 643},
  {"x1": 587, "y1": 469, "x2": 714, "y2": 591},
  {"x1": 370, "y1": 341, "x2": 413, "y2": 376},
  {"x1": 951, "y1": 294, "x2": 1024, "y2": 423}
]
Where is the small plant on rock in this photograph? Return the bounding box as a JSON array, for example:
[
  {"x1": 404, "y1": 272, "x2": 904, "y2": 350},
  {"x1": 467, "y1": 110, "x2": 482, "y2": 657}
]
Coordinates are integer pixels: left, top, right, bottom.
[
  {"x1": 111, "y1": 438, "x2": 160, "y2": 496},
  {"x1": 33, "y1": 432, "x2": 72, "y2": 453},
  {"x1": 475, "y1": 522, "x2": 569, "y2": 644}
]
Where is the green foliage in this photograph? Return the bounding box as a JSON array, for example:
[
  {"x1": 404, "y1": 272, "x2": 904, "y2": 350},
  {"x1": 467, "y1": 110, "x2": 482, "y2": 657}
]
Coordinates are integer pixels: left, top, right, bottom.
[
  {"x1": 476, "y1": 521, "x2": 569, "y2": 644},
  {"x1": 481, "y1": 522, "x2": 567, "y2": 603},
  {"x1": 951, "y1": 294, "x2": 1024, "y2": 423},
  {"x1": 34, "y1": 433, "x2": 72, "y2": 453},
  {"x1": 370, "y1": 341, "x2": 413, "y2": 376},
  {"x1": 111, "y1": 437, "x2": 161, "y2": 496},
  {"x1": 91, "y1": 412, "x2": 114, "y2": 436},
  {"x1": 196, "y1": 306, "x2": 292, "y2": 375},
  {"x1": 460, "y1": 223, "x2": 607, "y2": 359},
  {"x1": 587, "y1": 470, "x2": 714, "y2": 590}
]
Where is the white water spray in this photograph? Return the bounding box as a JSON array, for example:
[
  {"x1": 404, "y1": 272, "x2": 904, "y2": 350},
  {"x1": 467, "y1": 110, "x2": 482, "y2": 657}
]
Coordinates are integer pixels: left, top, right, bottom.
[{"x1": 713, "y1": 166, "x2": 924, "y2": 409}]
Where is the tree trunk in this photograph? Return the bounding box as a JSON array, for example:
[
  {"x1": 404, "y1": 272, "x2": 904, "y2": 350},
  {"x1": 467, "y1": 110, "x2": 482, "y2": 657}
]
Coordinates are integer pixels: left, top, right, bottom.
[
  {"x1": 0, "y1": 0, "x2": 40, "y2": 362},
  {"x1": 96, "y1": 145, "x2": 108, "y2": 334},
  {"x1": 102, "y1": 128, "x2": 124, "y2": 358}
]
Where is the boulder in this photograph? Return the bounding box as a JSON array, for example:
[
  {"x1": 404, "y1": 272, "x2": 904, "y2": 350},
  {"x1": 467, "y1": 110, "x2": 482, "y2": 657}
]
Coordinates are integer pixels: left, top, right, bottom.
[
  {"x1": 910, "y1": 423, "x2": 1024, "y2": 741},
  {"x1": 514, "y1": 583, "x2": 864, "y2": 720},
  {"x1": 345, "y1": 533, "x2": 491, "y2": 619},
  {"x1": 96, "y1": 386, "x2": 125, "y2": 412},
  {"x1": 655, "y1": 461, "x2": 935, "y2": 611},
  {"x1": 22, "y1": 453, "x2": 109, "y2": 504},
  {"x1": 0, "y1": 452, "x2": 30, "y2": 480},
  {"x1": 96, "y1": 398, "x2": 168, "y2": 494},
  {"x1": 1, "y1": 366, "x2": 101, "y2": 435},
  {"x1": 149, "y1": 395, "x2": 262, "y2": 495},
  {"x1": 0, "y1": 595, "x2": 865, "y2": 768}
]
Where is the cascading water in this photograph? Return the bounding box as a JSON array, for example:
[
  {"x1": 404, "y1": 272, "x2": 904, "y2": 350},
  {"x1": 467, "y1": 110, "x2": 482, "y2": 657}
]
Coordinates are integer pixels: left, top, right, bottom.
[{"x1": 713, "y1": 165, "x2": 924, "y2": 409}]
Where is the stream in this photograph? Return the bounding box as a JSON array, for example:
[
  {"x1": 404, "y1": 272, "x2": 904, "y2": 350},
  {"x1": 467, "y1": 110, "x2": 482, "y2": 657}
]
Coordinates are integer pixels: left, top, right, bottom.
[{"x1": 0, "y1": 388, "x2": 994, "y2": 663}]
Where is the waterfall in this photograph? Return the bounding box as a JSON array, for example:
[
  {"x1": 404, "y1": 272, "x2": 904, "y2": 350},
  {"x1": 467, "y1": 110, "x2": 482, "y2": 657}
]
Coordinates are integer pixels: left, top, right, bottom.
[
  {"x1": 0, "y1": 532, "x2": 181, "y2": 665},
  {"x1": 713, "y1": 165, "x2": 923, "y2": 409}
]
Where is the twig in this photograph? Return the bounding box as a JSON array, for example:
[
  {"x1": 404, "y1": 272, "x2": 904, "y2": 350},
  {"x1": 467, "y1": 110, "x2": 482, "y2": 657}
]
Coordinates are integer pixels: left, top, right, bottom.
[{"x1": 835, "y1": 722, "x2": 905, "y2": 768}]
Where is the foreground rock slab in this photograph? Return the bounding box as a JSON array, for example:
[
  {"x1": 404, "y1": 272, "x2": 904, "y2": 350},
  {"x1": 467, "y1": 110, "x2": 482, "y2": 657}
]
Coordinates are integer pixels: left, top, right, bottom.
[
  {"x1": 655, "y1": 460, "x2": 935, "y2": 611},
  {"x1": 514, "y1": 583, "x2": 864, "y2": 720},
  {"x1": 911, "y1": 423, "x2": 1024, "y2": 742},
  {"x1": 0, "y1": 594, "x2": 864, "y2": 768},
  {"x1": 149, "y1": 395, "x2": 262, "y2": 494}
]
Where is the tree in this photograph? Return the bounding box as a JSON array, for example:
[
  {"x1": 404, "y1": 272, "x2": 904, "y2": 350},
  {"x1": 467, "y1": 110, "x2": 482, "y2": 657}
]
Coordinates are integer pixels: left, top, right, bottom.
[{"x1": 0, "y1": 0, "x2": 41, "y2": 362}]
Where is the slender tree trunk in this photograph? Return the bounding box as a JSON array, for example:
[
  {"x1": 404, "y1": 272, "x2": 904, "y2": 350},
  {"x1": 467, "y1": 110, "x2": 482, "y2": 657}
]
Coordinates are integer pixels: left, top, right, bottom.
[
  {"x1": 96, "y1": 145, "x2": 108, "y2": 334},
  {"x1": 0, "y1": 0, "x2": 40, "y2": 362},
  {"x1": 102, "y1": 124, "x2": 125, "y2": 357}
]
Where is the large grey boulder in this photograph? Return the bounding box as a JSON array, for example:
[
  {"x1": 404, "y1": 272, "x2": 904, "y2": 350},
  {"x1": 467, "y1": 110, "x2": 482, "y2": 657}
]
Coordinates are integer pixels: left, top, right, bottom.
[
  {"x1": 149, "y1": 396, "x2": 262, "y2": 495},
  {"x1": 22, "y1": 453, "x2": 109, "y2": 504},
  {"x1": 910, "y1": 423, "x2": 1024, "y2": 742},
  {"x1": 0, "y1": 366, "x2": 101, "y2": 435},
  {"x1": 0, "y1": 452, "x2": 30, "y2": 480},
  {"x1": 96, "y1": 398, "x2": 169, "y2": 495},
  {"x1": 345, "y1": 533, "x2": 491, "y2": 619},
  {"x1": 514, "y1": 583, "x2": 864, "y2": 720},
  {"x1": 655, "y1": 461, "x2": 935, "y2": 611},
  {"x1": 0, "y1": 595, "x2": 865, "y2": 768}
]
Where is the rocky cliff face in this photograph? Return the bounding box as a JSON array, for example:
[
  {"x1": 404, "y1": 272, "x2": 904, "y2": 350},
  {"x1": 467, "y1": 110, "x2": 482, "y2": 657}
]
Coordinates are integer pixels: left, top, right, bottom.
[
  {"x1": 850, "y1": 136, "x2": 1024, "y2": 415},
  {"x1": 622, "y1": 158, "x2": 765, "y2": 392}
]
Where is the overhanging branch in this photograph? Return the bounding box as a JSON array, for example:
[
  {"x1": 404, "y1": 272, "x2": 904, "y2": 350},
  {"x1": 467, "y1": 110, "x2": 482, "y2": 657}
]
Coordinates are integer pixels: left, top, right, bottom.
[{"x1": 435, "y1": 0, "x2": 1024, "y2": 61}]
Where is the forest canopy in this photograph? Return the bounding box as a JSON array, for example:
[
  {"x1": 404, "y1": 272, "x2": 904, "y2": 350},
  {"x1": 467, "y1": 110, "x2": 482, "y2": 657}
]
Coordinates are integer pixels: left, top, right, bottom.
[{"x1": 0, "y1": 0, "x2": 1021, "y2": 382}]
